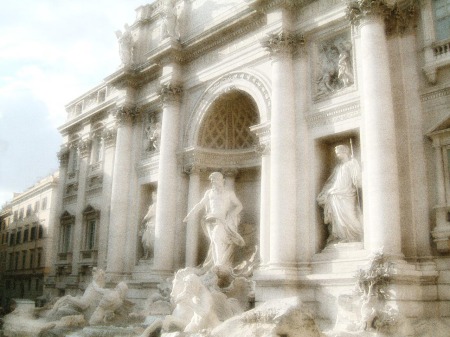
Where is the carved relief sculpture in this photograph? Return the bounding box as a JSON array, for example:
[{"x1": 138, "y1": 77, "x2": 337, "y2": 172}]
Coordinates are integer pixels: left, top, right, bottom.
[
  {"x1": 161, "y1": 0, "x2": 180, "y2": 40},
  {"x1": 317, "y1": 144, "x2": 363, "y2": 244},
  {"x1": 115, "y1": 23, "x2": 133, "y2": 66},
  {"x1": 140, "y1": 191, "x2": 157, "y2": 260},
  {"x1": 144, "y1": 116, "x2": 161, "y2": 152},
  {"x1": 316, "y1": 34, "x2": 354, "y2": 98},
  {"x1": 183, "y1": 172, "x2": 245, "y2": 277}
]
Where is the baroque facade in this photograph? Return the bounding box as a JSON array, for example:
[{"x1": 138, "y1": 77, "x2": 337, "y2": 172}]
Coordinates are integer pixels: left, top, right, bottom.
[
  {"x1": 46, "y1": 0, "x2": 450, "y2": 326},
  {"x1": 0, "y1": 173, "x2": 59, "y2": 311}
]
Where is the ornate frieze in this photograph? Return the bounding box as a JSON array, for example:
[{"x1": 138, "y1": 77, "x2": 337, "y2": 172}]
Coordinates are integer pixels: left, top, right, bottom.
[
  {"x1": 158, "y1": 83, "x2": 183, "y2": 104},
  {"x1": 261, "y1": 31, "x2": 304, "y2": 55}
]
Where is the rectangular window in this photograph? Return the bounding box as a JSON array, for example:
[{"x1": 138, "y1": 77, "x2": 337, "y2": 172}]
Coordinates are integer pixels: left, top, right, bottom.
[
  {"x1": 435, "y1": 0, "x2": 450, "y2": 40},
  {"x1": 22, "y1": 251, "x2": 27, "y2": 269},
  {"x1": 13, "y1": 211, "x2": 18, "y2": 221},
  {"x1": 9, "y1": 233, "x2": 15, "y2": 246},
  {"x1": 26, "y1": 205, "x2": 32, "y2": 217},
  {"x1": 16, "y1": 230, "x2": 21, "y2": 244},
  {"x1": 34, "y1": 201, "x2": 40, "y2": 212},
  {"x1": 14, "y1": 252, "x2": 19, "y2": 270},
  {"x1": 38, "y1": 225, "x2": 44, "y2": 239},
  {"x1": 60, "y1": 224, "x2": 73, "y2": 253},
  {"x1": 31, "y1": 226, "x2": 36, "y2": 241},
  {"x1": 41, "y1": 197, "x2": 47, "y2": 210},
  {"x1": 29, "y1": 250, "x2": 34, "y2": 269},
  {"x1": 23, "y1": 228, "x2": 29, "y2": 242},
  {"x1": 8, "y1": 253, "x2": 13, "y2": 270},
  {"x1": 37, "y1": 249, "x2": 42, "y2": 267},
  {"x1": 19, "y1": 208, "x2": 24, "y2": 219},
  {"x1": 85, "y1": 219, "x2": 97, "y2": 250}
]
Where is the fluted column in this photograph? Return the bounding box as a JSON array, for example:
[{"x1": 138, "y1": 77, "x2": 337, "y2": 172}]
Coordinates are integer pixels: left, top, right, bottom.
[
  {"x1": 347, "y1": 0, "x2": 402, "y2": 257},
  {"x1": 72, "y1": 138, "x2": 91, "y2": 277},
  {"x1": 153, "y1": 84, "x2": 182, "y2": 272},
  {"x1": 262, "y1": 32, "x2": 298, "y2": 270},
  {"x1": 185, "y1": 165, "x2": 201, "y2": 267},
  {"x1": 106, "y1": 106, "x2": 136, "y2": 277}
]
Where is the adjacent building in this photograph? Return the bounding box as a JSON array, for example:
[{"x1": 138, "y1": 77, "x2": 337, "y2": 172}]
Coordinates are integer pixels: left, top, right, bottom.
[
  {"x1": 0, "y1": 173, "x2": 59, "y2": 309},
  {"x1": 45, "y1": 0, "x2": 450, "y2": 324}
]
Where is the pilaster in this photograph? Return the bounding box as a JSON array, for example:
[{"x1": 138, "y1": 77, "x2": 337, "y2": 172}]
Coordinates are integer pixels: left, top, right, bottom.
[{"x1": 184, "y1": 165, "x2": 202, "y2": 267}]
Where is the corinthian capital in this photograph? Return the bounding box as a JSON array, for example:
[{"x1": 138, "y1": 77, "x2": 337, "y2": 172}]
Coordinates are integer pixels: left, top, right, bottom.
[
  {"x1": 261, "y1": 31, "x2": 304, "y2": 55},
  {"x1": 78, "y1": 139, "x2": 92, "y2": 158},
  {"x1": 113, "y1": 105, "x2": 139, "y2": 125},
  {"x1": 102, "y1": 128, "x2": 118, "y2": 148},
  {"x1": 346, "y1": 0, "x2": 417, "y2": 34},
  {"x1": 57, "y1": 146, "x2": 70, "y2": 167},
  {"x1": 158, "y1": 83, "x2": 183, "y2": 104}
]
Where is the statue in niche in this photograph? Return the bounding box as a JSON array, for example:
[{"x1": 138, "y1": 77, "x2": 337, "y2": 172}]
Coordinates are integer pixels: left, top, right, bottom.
[
  {"x1": 115, "y1": 23, "x2": 133, "y2": 66},
  {"x1": 140, "y1": 191, "x2": 157, "y2": 260},
  {"x1": 161, "y1": 0, "x2": 180, "y2": 40},
  {"x1": 316, "y1": 37, "x2": 354, "y2": 97},
  {"x1": 317, "y1": 144, "x2": 363, "y2": 244},
  {"x1": 144, "y1": 118, "x2": 161, "y2": 152},
  {"x1": 183, "y1": 172, "x2": 245, "y2": 278}
]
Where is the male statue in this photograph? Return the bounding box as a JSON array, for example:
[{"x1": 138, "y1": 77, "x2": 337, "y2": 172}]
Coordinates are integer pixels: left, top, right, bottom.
[
  {"x1": 141, "y1": 191, "x2": 157, "y2": 260},
  {"x1": 317, "y1": 144, "x2": 363, "y2": 243},
  {"x1": 183, "y1": 172, "x2": 245, "y2": 274}
]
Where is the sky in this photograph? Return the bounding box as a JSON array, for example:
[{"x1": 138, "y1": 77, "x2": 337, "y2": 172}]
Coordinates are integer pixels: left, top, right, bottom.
[{"x1": 0, "y1": 0, "x2": 149, "y2": 207}]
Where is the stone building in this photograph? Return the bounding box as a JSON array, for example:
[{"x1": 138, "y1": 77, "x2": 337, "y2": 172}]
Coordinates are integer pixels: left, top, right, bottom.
[
  {"x1": 46, "y1": 0, "x2": 450, "y2": 325},
  {"x1": 0, "y1": 173, "x2": 59, "y2": 310}
]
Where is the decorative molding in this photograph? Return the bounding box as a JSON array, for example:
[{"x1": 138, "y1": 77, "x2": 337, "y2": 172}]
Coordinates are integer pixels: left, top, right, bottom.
[
  {"x1": 158, "y1": 83, "x2": 183, "y2": 104},
  {"x1": 137, "y1": 153, "x2": 160, "y2": 179},
  {"x1": 250, "y1": 121, "x2": 271, "y2": 155},
  {"x1": 307, "y1": 102, "x2": 361, "y2": 127},
  {"x1": 421, "y1": 87, "x2": 450, "y2": 102},
  {"x1": 261, "y1": 31, "x2": 304, "y2": 55}
]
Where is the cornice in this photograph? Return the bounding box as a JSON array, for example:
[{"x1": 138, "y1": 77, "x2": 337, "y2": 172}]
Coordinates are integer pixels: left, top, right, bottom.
[
  {"x1": 105, "y1": 62, "x2": 162, "y2": 90},
  {"x1": 307, "y1": 101, "x2": 361, "y2": 127},
  {"x1": 246, "y1": 0, "x2": 315, "y2": 13}
]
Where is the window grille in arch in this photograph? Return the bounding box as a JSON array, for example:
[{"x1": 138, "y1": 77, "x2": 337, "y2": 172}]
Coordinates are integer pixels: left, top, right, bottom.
[{"x1": 197, "y1": 90, "x2": 259, "y2": 150}]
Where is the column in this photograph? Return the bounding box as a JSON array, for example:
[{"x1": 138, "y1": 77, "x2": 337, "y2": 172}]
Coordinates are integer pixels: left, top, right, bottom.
[
  {"x1": 48, "y1": 147, "x2": 70, "y2": 279},
  {"x1": 106, "y1": 106, "x2": 135, "y2": 277},
  {"x1": 250, "y1": 123, "x2": 271, "y2": 266},
  {"x1": 185, "y1": 165, "x2": 201, "y2": 267},
  {"x1": 72, "y1": 138, "x2": 91, "y2": 277},
  {"x1": 153, "y1": 83, "x2": 182, "y2": 272},
  {"x1": 262, "y1": 31, "x2": 298, "y2": 270},
  {"x1": 97, "y1": 128, "x2": 117, "y2": 270},
  {"x1": 348, "y1": 4, "x2": 402, "y2": 257}
]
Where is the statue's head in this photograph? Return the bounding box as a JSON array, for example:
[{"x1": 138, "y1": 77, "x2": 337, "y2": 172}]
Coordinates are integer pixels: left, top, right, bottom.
[
  {"x1": 335, "y1": 145, "x2": 350, "y2": 161},
  {"x1": 209, "y1": 172, "x2": 224, "y2": 187}
]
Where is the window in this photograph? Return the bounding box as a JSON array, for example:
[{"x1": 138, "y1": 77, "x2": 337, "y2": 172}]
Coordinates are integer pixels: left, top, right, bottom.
[
  {"x1": 34, "y1": 201, "x2": 40, "y2": 213},
  {"x1": 30, "y1": 226, "x2": 36, "y2": 241},
  {"x1": 59, "y1": 212, "x2": 75, "y2": 254},
  {"x1": 22, "y1": 251, "x2": 27, "y2": 269},
  {"x1": 435, "y1": 0, "x2": 450, "y2": 41},
  {"x1": 69, "y1": 148, "x2": 79, "y2": 173},
  {"x1": 86, "y1": 219, "x2": 97, "y2": 250},
  {"x1": 41, "y1": 197, "x2": 47, "y2": 210},
  {"x1": 16, "y1": 230, "x2": 21, "y2": 244},
  {"x1": 29, "y1": 250, "x2": 34, "y2": 269},
  {"x1": 38, "y1": 225, "x2": 44, "y2": 239},
  {"x1": 97, "y1": 88, "x2": 107, "y2": 103},
  {"x1": 13, "y1": 211, "x2": 18, "y2": 221},
  {"x1": 8, "y1": 253, "x2": 13, "y2": 270},
  {"x1": 26, "y1": 205, "x2": 32, "y2": 217},
  {"x1": 82, "y1": 205, "x2": 100, "y2": 251},
  {"x1": 14, "y1": 252, "x2": 19, "y2": 270},
  {"x1": 19, "y1": 208, "x2": 24, "y2": 219},
  {"x1": 9, "y1": 233, "x2": 15, "y2": 246},
  {"x1": 37, "y1": 249, "x2": 42, "y2": 267},
  {"x1": 23, "y1": 228, "x2": 29, "y2": 242}
]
